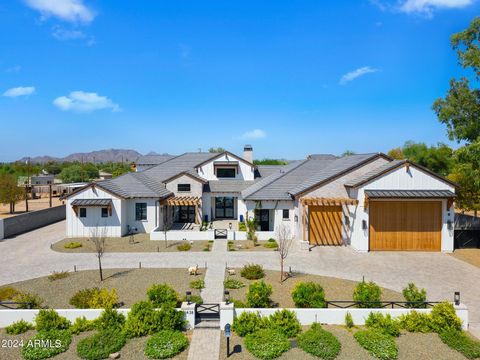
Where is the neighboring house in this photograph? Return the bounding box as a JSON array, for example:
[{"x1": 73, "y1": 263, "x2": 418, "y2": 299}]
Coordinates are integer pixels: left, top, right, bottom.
[
  {"x1": 65, "y1": 146, "x2": 457, "y2": 252},
  {"x1": 98, "y1": 171, "x2": 113, "y2": 180},
  {"x1": 134, "y1": 154, "x2": 175, "y2": 172}
]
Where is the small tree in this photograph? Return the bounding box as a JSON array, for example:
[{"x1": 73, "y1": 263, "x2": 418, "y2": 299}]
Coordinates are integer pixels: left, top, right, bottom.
[
  {"x1": 0, "y1": 174, "x2": 24, "y2": 214},
  {"x1": 163, "y1": 206, "x2": 173, "y2": 247},
  {"x1": 246, "y1": 215, "x2": 258, "y2": 246},
  {"x1": 276, "y1": 224, "x2": 294, "y2": 283},
  {"x1": 90, "y1": 227, "x2": 107, "y2": 281}
]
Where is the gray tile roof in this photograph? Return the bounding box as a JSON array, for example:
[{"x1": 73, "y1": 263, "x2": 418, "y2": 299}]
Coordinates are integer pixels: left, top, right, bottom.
[
  {"x1": 344, "y1": 160, "x2": 404, "y2": 187},
  {"x1": 365, "y1": 189, "x2": 455, "y2": 198},
  {"x1": 135, "y1": 154, "x2": 174, "y2": 166},
  {"x1": 206, "y1": 180, "x2": 255, "y2": 193},
  {"x1": 71, "y1": 198, "x2": 113, "y2": 206}
]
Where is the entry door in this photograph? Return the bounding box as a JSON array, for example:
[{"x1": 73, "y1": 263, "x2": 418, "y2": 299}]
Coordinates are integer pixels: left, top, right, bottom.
[
  {"x1": 175, "y1": 206, "x2": 195, "y2": 223},
  {"x1": 215, "y1": 197, "x2": 235, "y2": 219},
  {"x1": 256, "y1": 209, "x2": 270, "y2": 231},
  {"x1": 308, "y1": 205, "x2": 343, "y2": 245}
]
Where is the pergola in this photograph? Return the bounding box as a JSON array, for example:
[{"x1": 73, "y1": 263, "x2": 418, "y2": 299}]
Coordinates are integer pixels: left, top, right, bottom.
[{"x1": 161, "y1": 196, "x2": 202, "y2": 224}]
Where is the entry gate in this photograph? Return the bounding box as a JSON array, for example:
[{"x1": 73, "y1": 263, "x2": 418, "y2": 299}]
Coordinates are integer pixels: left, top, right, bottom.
[{"x1": 195, "y1": 303, "x2": 220, "y2": 322}]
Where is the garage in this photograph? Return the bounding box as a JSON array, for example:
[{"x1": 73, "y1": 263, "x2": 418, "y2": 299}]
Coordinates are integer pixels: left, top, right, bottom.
[{"x1": 308, "y1": 205, "x2": 343, "y2": 245}]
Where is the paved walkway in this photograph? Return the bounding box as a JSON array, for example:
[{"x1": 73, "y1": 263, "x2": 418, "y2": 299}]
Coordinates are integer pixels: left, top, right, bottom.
[{"x1": 1, "y1": 221, "x2": 480, "y2": 340}]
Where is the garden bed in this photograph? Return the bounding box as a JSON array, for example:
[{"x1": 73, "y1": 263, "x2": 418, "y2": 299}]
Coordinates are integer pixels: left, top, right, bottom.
[
  {"x1": 0, "y1": 268, "x2": 204, "y2": 308},
  {"x1": 450, "y1": 249, "x2": 480, "y2": 268},
  {"x1": 225, "y1": 269, "x2": 402, "y2": 308},
  {"x1": 53, "y1": 236, "x2": 212, "y2": 253},
  {"x1": 227, "y1": 240, "x2": 278, "y2": 252}
]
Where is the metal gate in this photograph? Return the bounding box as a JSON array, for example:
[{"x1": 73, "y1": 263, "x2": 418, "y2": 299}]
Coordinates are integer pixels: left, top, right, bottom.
[
  {"x1": 214, "y1": 229, "x2": 227, "y2": 239},
  {"x1": 195, "y1": 303, "x2": 220, "y2": 322}
]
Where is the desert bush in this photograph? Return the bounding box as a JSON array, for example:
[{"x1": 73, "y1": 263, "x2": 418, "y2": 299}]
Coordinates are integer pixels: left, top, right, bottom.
[
  {"x1": 94, "y1": 307, "x2": 125, "y2": 330},
  {"x1": 398, "y1": 311, "x2": 432, "y2": 333},
  {"x1": 430, "y1": 302, "x2": 462, "y2": 333},
  {"x1": 353, "y1": 281, "x2": 382, "y2": 308},
  {"x1": 365, "y1": 312, "x2": 401, "y2": 337},
  {"x1": 70, "y1": 316, "x2": 95, "y2": 335},
  {"x1": 35, "y1": 309, "x2": 71, "y2": 331},
  {"x1": 21, "y1": 330, "x2": 71, "y2": 360},
  {"x1": 264, "y1": 239, "x2": 278, "y2": 249},
  {"x1": 64, "y1": 241, "x2": 82, "y2": 249},
  {"x1": 232, "y1": 311, "x2": 267, "y2": 337},
  {"x1": 244, "y1": 329, "x2": 290, "y2": 360},
  {"x1": 402, "y1": 283, "x2": 427, "y2": 308},
  {"x1": 48, "y1": 271, "x2": 70, "y2": 281},
  {"x1": 70, "y1": 288, "x2": 96, "y2": 308},
  {"x1": 297, "y1": 323, "x2": 341, "y2": 360},
  {"x1": 240, "y1": 264, "x2": 265, "y2": 280},
  {"x1": 246, "y1": 281, "x2": 272, "y2": 308},
  {"x1": 76, "y1": 328, "x2": 126, "y2": 360},
  {"x1": 238, "y1": 222, "x2": 247, "y2": 231},
  {"x1": 6, "y1": 319, "x2": 34, "y2": 335},
  {"x1": 354, "y1": 330, "x2": 398, "y2": 360},
  {"x1": 266, "y1": 309, "x2": 301, "y2": 337},
  {"x1": 144, "y1": 330, "x2": 189, "y2": 359},
  {"x1": 345, "y1": 312, "x2": 354, "y2": 329},
  {"x1": 439, "y1": 328, "x2": 480, "y2": 359},
  {"x1": 232, "y1": 299, "x2": 246, "y2": 308},
  {"x1": 291, "y1": 282, "x2": 326, "y2": 308},
  {"x1": 224, "y1": 278, "x2": 245, "y2": 289},
  {"x1": 190, "y1": 279, "x2": 205, "y2": 289},
  {"x1": 14, "y1": 291, "x2": 44, "y2": 309},
  {"x1": 0, "y1": 286, "x2": 19, "y2": 301},
  {"x1": 69, "y1": 288, "x2": 118, "y2": 309},
  {"x1": 147, "y1": 284, "x2": 179, "y2": 307},
  {"x1": 181, "y1": 294, "x2": 203, "y2": 305},
  {"x1": 177, "y1": 243, "x2": 191, "y2": 251}
]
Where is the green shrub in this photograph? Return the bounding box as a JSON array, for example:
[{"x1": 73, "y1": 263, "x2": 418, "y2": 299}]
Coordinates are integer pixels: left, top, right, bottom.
[
  {"x1": 76, "y1": 328, "x2": 127, "y2": 360},
  {"x1": 6, "y1": 319, "x2": 34, "y2": 335},
  {"x1": 21, "y1": 330, "x2": 72, "y2": 360},
  {"x1": 147, "y1": 284, "x2": 179, "y2": 307},
  {"x1": 181, "y1": 294, "x2": 203, "y2": 305},
  {"x1": 246, "y1": 281, "x2": 272, "y2": 308},
  {"x1": 439, "y1": 328, "x2": 480, "y2": 359},
  {"x1": 224, "y1": 277, "x2": 245, "y2": 289},
  {"x1": 0, "y1": 286, "x2": 19, "y2": 301},
  {"x1": 70, "y1": 288, "x2": 96, "y2": 308},
  {"x1": 291, "y1": 282, "x2": 326, "y2": 308},
  {"x1": 94, "y1": 307, "x2": 125, "y2": 330},
  {"x1": 402, "y1": 283, "x2": 427, "y2": 308},
  {"x1": 398, "y1": 311, "x2": 432, "y2": 333},
  {"x1": 345, "y1": 312, "x2": 354, "y2": 329},
  {"x1": 430, "y1": 302, "x2": 462, "y2": 333},
  {"x1": 144, "y1": 330, "x2": 189, "y2": 359},
  {"x1": 35, "y1": 309, "x2": 71, "y2": 331},
  {"x1": 354, "y1": 330, "x2": 398, "y2": 360},
  {"x1": 297, "y1": 323, "x2": 341, "y2": 360},
  {"x1": 69, "y1": 288, "x2": 118, "y2": 309},
  {"x1": 177, "y1": 243, "x2": 191, "y2": 251},
  {"x1": 14, "y1": 291, "x2": 44, "y2": 309},
  {"x1": 266, "y1": 309, "x2": 301, "y2": 337},
  {"x1": 48, "y1": 271, "x2": 70, "y2": 281},
  {"x1": 190, "y1": 279, "x2": 205, "y2": 289},
  {"x1": 244, "y1": 329, "x2": 290, "y2": 360},
  {"x1": 64, "y1": 241, "x2": 82, "y2": 249},
  {"x1": 232, "y1": 299, "x2": 246, "y2": 308},
  {"x1": 232, "y1": 311, "x2": 267, "y2": 337},
  {"x1": 241, "y1": 263, "x2": 265, "y2": 280},
  {"x1": 263, "y1": 240, "x2": 278, "y2": 249},
  {"x1": 238, "y1": 222, "x2": 247, "y2": 231},
  {"x1": 353, "y1": 281, "x2": 382, "y2": 308},
  {"x1": 70, "y1": 316, "x2": 95, "y2": 335},
  {"x1": 365, "y1": 312, "x2": 401, "y2": 337}
]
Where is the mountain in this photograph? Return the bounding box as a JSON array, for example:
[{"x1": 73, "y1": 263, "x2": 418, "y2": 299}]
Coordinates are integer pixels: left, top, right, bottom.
[{"x1": 18, "y1": 149, "x2": 144, "y2": 164}]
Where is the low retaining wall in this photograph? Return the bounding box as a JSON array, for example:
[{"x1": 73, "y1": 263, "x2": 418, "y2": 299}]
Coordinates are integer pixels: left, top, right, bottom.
[
  {"x1": 0, "y1": 205, "x2": 66, "y2": 240},
  {"x1": 149, "y1": 229, "x2": 275, "y2": 241}
]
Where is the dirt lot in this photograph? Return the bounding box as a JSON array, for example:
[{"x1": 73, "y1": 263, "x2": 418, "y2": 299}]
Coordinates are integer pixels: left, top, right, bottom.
[
  {"x1": 228, "y1": 240, "x2": 278, "y2": 252},
  {"x1": 450, "y1": 249, "x2": 480, "y2": 268},
  {"x1": 225, "y1": 269, "x2": 402, "y2": 307},
  {"x1": 0, "y1": 268, "x2": 205, "y2": 308},
  {"x1": 0, "y1": 197, "x2": 63, "y2": 218}
]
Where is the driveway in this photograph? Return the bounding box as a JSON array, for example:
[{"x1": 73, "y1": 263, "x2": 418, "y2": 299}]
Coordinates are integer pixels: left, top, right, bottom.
[{"x1": 1, "y1": 221, "x2": 479, "y2": 338}]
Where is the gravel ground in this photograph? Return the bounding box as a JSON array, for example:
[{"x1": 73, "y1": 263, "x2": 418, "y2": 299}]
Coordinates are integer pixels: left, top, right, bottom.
[
  {"x1": 0, "y1": 268, "x2": 205, "y2": 308},
  {"x1": 396, "y1": 331, "x2": 465, "y2": 360},
  {"x1": 228, "y1": 240, "x2": 277, "y2": 252},
  {"x1": 53, "y1": 236, "x2": 212, "y2": 253},
  {"x1": 450, "y1": 249, "x2": 480, "y2": 268},
  {"x1": 225, "y1": 270, "x2": 402, "y2": 307}
]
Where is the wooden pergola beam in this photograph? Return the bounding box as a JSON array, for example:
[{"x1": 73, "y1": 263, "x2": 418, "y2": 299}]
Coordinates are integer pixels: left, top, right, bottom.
[{"x1": 300, "y1": 197, "x2": 359, "y2": 206}]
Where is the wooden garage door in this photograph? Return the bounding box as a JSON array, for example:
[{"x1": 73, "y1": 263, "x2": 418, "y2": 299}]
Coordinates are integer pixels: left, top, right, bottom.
[
  {"x1": 369, "y1": 201, "x2": 442, "y2": 251},
  {"x1": 308, "y1": 205, "x2": 343, "y2": 245}
]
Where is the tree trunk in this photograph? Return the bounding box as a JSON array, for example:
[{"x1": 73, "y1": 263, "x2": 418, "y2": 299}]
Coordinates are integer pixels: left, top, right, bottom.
[
  {"x1": 475, "y1": 209, "x2": 478, "y2": 218},
  {"x1": 98, "y1": 256, "x2": 103, "y2": 281},
  {"x1": 280, "y1": 259, "x2": 283, "y2": 283}
]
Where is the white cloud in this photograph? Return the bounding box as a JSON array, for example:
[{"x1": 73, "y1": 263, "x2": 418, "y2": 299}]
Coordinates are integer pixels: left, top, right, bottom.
[
  {"x1": 241, "y1": 129, "x2": 266, "y2": 140},
  {"x1": 399, "y1": 0, "x2": 473, "y2": 15},
  {"x1": 3, "y1": 86, "x2": 35, "y2": 97},
  {"x1": 25, "y1": 0, "x2": 95, "y2": 23},
  {"x1": 339, "y1": 66, "x2": 379, "y2": 85},
  {"x1": 52, "y1": 26, "x2": 86, "y2": 40},
  {"x1": 53, "y1": 91, "x2": 121, "y2": 112}
]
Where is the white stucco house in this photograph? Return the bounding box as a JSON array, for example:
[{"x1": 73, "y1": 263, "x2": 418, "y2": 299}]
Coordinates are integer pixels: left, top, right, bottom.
[{"x1": 65, "y1": 146, "x2": 457, "y2": 252}]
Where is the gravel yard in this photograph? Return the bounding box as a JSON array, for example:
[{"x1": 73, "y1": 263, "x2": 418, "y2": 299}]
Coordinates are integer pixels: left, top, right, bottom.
[
  {"x1": 225, "y1": 269, "x2": 402, "y2": 307},
  {"x1": 0, "y1": 268, "x2": 205, "y2": 308},
  {"x1": 227, "y1": 240, "x2": 278, "y2": 252},
  {"x1": 53, "y1": 236, "x2": 212, "y2": 253},
  {"x1": 450, "y1": 249, "x2": 480, "y2": 268}
]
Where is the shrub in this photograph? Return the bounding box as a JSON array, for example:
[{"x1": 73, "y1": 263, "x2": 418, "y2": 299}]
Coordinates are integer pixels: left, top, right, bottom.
[
  {"x1": 241, "y1": 263, "x2": 265, "y2": 280},
  {"x1": 35, "y1": 309, "x2": 71, "y2": 331},
  {"x1": 365, "y1": 312, "x2": 401, "y2": 337},
  {"x1": 430, "y1": 302, "x2": 462, "y2": 333},
  {"x1": 144, "y1": 330, "x2": 189, "y2": 359},
  {"x1": 64, "y1": 241, "x2": 82, "y2": 249},
  {"x1": 232, "y1": 311, "x2": 266, "y2": 337},
  {"x1": 266, "y1": 309, "x2": 301, "y2": 337},
  {"x1": 70, "y1": 316, "x2": 95, "y2": 335},
  {"x1": 297, "y1": 323, "x2": 341, "y2": 360},
  {"x1": 76, "y1": 328, "x2": 126, "y2": 360},
  {"x1": 48, "y1": 271, "x2": 70, "y2": 281},
  {"x1": 345, "y1": 312, "x2": 354, "y2": 329},
  {"x1": 244, "y1": 329, "x2": 290, "y2": 360},
  {"x1": 181, "y1": 294, "x2": 203, "y2": 305},
  {"x1": 291, "y1": 282, "x2": 326, "y2": 308},
  {"x1": 224, "y1": 278, "x2": 245, "y2": 289},
  {"x1": 0, "y1": 286, "x2": 19, "y2": 301},
  {"x1": 190, "y1": 279, "x2": 205, "y2": 289},
  {"x1": 232, "y1": 299, "x2": 246, "y2": 308},
  {"x1": 6, "y1": 319, "x2": 34, "y2": 335},
  {"x1": 439, "y1": 328, "x2": 480, "y2": 359},
  {"x1": 354, "y1": 330, "x2": 398, "y2": 360},
  {"x1": 147, "y1": 284, "x2": 179, "y2": 307},
  {"x1": 246, "y1": 281, "x2": 272, "y2": 308},
  {"x1": 70, "y1": 288, "x2": 96, "y2": 308},
  {"x1": 22, "y1": 330, "x2": 71, "y2": 359},
  {"x1": 177, "y1": 243, "x2": 191, "y2": 251},
  {"x1": 264, "y1": 240, "x2": 278, "y2": 249},
  {"x1": 69, "y1": 288, "x2": 118, "y2": 309},
  {"x1": 398, "y1": 311, "x2": 432, "y2": 333},
  {"x1": 238, "y1": 222, "x2": 247, "y2": 231},
  {"x1": 353, "y1": 281, "x2": 382, "y2": 308},
  {"x1": 402, "y1": 283, "x2": 427, "y2": 308},
  {"x1": 14, "y1": 291, "x2": 44, "y2": 309},
  {"x1": 94, "y1": 307, "x2": 125, "y2": 330}
]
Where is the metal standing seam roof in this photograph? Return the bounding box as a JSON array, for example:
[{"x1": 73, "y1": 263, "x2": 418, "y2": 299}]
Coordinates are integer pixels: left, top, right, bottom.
[
  {"x1": 71, "y1": 199, "x2": 113, "y2": 206},
  {"x1": 364, "y1": 190, "x2": 455, "y2": 198}
]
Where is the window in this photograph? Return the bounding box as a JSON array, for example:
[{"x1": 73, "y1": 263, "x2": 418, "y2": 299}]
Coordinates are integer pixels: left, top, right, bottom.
[
  {"x1": 79, "y1": 208, "x2": 87, "y2": 218},
  {"x1": 216, "y1": 167, "x2": 236, "y2": 178},
  {"x1": 135, "y1": 203, "x2": 147, "y2": 221},
  {"x1": 282, "y1": 209, "x2": 290, "y2": 220},
  {"x1": 101, "y1": 208, "x2": 109, "y2": 218},
  {"x1": 177, "y1": 184, "x2": 191, "y2": 192}
]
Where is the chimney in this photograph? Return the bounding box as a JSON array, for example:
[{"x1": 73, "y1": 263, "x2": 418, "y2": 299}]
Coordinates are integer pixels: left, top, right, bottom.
[{"x1": 243, "y1": 145, "x2": 253, "y2": 163}]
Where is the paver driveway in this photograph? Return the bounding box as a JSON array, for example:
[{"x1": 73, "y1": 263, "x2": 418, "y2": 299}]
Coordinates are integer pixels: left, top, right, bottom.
[{"x1": 1, "y1": 221, "x2": 479, "y2": 338}]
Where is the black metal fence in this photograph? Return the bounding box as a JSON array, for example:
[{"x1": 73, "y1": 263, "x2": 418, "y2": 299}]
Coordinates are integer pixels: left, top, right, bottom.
[{"x1": 325, "y1": 300, "x2": 442, "y2": 309}]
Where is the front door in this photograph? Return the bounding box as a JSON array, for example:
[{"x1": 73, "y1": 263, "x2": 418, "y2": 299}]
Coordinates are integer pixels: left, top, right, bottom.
[
  {"x1": 215, "y1": 197, "x2": 235, "y2": 219},
  {"x1": 256, "y1": 209, "x2": 270, "y2": 231},
  {"x1": 174, "y1": 206, "x2": 195, "y2": 223}
]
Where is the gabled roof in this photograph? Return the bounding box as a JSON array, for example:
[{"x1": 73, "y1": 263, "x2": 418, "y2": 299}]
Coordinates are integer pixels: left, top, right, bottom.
[
  {"x1": 98, "y1": 172, "x2": 172, "y2": 199},
  {"x1": 195, "y1": 151, "x2": 256, "y2": 169},
  {"x1": 206, "y1": 180, "x2": 255, "y2": 193},
  {"x1": 163, "y1": 170, "x2": 208, "y2": 184},
  {"x1": 135, "y1": 154, "x2": 174, "y2": 166}
]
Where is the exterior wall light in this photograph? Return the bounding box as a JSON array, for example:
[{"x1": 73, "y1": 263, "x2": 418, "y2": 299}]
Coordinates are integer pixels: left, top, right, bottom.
[
  {"x1": 224, "y1": 290, "x2": 230, "y2": 304},
  {"x1": 186, "y1": 291, "x2": 192, "y2": 305},
  {"x1": 345, "y1": 216, "x2": 350, "y2": 227},
  {"x1": 362, "y1": 220, "x2": 368, "y2": 230},
  {"x1": 447, "y1": 220, "x2": 453, "y2": 231},
  {"x1": 454, "y1": 291, "x2": 460, "y2": 306}
]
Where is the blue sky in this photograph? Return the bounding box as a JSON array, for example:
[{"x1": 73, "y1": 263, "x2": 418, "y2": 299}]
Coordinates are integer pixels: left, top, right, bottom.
[{"x1": 1, "y1": 0, "x2": 479, "y2": 162}]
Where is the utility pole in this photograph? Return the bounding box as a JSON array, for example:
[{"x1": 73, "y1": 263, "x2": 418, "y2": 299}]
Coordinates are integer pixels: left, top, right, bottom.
[
  {"x1": 49, "y1": 184, "x2": 52, "y2": 208},
  {"x1": 81, "y1": 156, "x2": 84, "y2": 182},
  {"x1": 25, "y1": 157, "x2": 30, "y2": 212}
]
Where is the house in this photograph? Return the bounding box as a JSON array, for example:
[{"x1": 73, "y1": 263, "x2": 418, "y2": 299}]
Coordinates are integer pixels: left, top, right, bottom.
[
  {"x1": 134, "y1": 154, "x2": 175, "y2": 172},
  {"x1": 65, "y1": 146, "x2": 456, "y2": 252}
]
